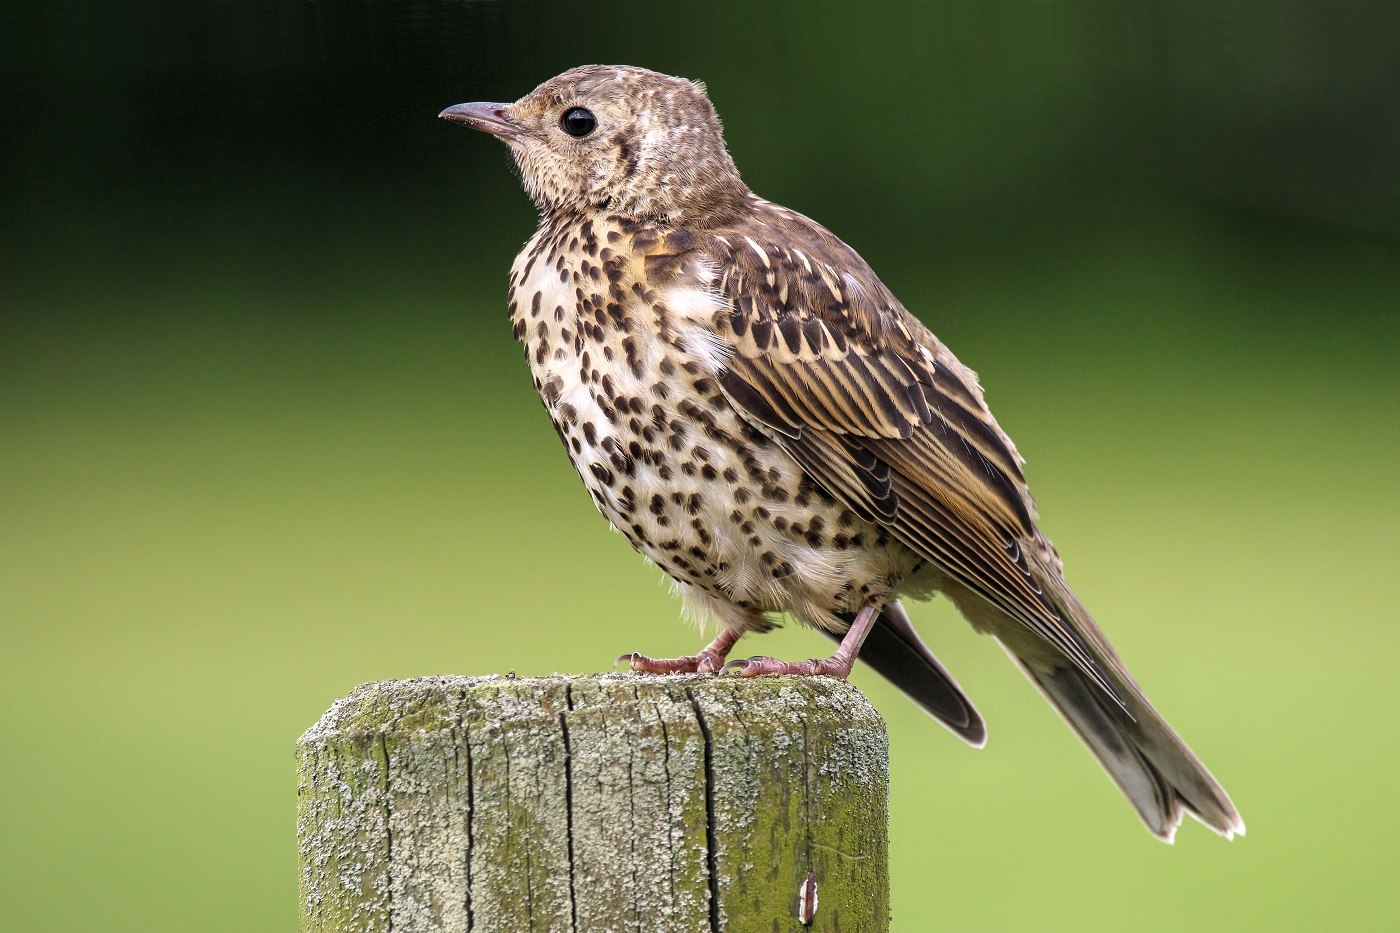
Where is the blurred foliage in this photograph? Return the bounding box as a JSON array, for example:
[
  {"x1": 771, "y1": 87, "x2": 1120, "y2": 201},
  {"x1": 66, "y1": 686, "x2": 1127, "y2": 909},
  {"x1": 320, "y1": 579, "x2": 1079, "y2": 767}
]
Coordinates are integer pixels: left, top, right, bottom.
[{"x1": 2, "y1": 2, "x2": 1398, "y2": 931}]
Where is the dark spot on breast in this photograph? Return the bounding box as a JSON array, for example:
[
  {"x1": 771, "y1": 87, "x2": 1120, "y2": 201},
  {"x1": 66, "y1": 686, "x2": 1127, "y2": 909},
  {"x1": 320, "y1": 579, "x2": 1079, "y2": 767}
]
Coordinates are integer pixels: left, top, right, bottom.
[
  {"x1": 602, "y1": 437, "x2": 632, "y2": 474},
  {"x1": 622, "y1": 337, "x2": 641, "y2": 376}
]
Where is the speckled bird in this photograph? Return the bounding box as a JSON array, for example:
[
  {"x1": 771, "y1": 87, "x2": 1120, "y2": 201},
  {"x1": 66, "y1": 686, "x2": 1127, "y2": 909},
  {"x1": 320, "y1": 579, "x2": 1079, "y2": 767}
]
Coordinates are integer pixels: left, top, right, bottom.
[{"x1": 441, "y1": 65, "x2": 1242, "y2": 842}]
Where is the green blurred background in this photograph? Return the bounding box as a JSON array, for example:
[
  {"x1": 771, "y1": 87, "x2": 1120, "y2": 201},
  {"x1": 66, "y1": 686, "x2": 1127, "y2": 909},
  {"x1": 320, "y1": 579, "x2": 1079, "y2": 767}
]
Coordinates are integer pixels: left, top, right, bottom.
[{"x1": 3, "y1": 1, "x2": 1398, "y2": 930}]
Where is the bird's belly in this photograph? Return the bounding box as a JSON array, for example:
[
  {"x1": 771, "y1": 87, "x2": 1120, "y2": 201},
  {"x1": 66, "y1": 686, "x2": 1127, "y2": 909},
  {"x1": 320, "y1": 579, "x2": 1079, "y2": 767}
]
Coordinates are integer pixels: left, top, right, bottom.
[{"x1": 571, "y1": 411, "x2": 900, "y2": 618}]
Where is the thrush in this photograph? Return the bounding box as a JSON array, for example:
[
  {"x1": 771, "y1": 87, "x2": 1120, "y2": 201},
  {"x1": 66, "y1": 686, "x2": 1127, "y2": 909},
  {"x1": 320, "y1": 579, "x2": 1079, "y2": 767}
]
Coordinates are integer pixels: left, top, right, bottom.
[{"x1": 441, "y1": 65, "x2": 1243, "y2": 841}]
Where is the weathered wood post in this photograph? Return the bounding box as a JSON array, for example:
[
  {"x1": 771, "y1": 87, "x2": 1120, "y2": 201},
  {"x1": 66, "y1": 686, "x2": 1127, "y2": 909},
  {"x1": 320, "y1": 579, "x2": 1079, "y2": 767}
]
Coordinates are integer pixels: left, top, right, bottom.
[{"x1": 298, "y1": 674, "x2": 889, "y2": 932}]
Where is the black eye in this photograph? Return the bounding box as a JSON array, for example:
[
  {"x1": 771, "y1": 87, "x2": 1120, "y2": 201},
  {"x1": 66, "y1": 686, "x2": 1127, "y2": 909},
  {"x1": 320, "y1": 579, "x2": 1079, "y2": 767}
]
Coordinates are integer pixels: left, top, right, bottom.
[{"x1": 560, "y1": 107, "x2": 597, "y2": 138}]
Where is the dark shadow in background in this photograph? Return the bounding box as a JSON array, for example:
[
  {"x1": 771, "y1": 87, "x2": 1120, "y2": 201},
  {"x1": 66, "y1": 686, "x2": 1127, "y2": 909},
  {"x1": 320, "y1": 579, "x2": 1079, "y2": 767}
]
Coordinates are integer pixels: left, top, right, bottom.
[{"x1": 3, "y1": 0, "x2": 1398, "y2": 336}]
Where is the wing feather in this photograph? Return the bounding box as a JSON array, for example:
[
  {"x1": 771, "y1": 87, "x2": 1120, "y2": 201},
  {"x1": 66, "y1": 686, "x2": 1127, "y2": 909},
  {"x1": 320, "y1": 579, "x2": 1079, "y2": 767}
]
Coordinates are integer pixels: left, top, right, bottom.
[{"x1": 687, "y1": 208, "x2": 1123, "y2": 706}]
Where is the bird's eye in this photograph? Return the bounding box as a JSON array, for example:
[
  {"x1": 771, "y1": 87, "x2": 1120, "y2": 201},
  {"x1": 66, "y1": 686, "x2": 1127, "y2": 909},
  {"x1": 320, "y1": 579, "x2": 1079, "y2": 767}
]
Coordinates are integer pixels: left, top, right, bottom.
[{"x1": 560, "y1": 107, "x2": 597, "y2": 138}]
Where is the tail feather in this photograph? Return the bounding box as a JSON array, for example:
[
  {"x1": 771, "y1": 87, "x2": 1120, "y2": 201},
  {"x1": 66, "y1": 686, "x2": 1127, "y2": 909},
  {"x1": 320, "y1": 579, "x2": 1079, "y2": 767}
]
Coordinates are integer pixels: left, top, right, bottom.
[
  {"x1": 1009, "y1": 650, "x2": 1244, "y2": 842},
  {"x1": 829, "y1": 601, "x2": 986, "y2": 746}
]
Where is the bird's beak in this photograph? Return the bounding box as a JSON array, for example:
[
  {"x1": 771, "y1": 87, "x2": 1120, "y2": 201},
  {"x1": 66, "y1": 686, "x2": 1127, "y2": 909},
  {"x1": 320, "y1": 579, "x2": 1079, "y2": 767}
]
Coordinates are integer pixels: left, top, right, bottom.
[{"x1": 439, "y1": 102, "x2": 522, "y2": 141}]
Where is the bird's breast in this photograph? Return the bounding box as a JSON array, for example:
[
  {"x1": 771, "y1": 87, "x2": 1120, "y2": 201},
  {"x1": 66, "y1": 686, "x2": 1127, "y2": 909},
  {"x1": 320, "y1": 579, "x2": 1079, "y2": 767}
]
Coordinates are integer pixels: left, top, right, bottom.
[
  {"x1": 506, "y1": 218, "x2": 915, "y2": 623},
  {"x1": 507, "y1": 221, "x2": 740, "y2": 529}
]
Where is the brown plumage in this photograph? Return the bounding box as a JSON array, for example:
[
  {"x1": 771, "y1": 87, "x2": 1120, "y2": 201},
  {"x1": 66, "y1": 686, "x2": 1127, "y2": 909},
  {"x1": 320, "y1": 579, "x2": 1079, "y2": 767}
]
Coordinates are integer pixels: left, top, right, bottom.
[{"x1": 441, "y1": 65, "x2": 1243, "y2": 842}]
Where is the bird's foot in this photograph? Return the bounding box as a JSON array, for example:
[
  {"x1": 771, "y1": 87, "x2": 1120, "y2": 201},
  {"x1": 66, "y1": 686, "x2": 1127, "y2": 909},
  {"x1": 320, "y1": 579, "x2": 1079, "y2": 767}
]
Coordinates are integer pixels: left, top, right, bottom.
[
  {"x1": 616, "y1": 627, "x2": 744, "y2": 675},
  {"x1": 722, "y1": 654, "x2": 856, "y2": 679},
  {"x1": 618, "y1": 651, "x2": 727, "y2": 675},
  {"x1": 720, "y1": 601, "x2": 882, "y2": 682}
]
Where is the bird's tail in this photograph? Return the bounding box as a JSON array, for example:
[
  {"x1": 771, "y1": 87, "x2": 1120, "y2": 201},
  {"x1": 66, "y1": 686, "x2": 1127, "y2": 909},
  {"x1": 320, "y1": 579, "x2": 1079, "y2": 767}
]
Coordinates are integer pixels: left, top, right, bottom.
[
  {"x1": 1007, "y1": 570, "x2": 1244, "y2": 841},
  {"x1": 1010, "y1": 654, "x2": 1243, "y2": 841},
  {"x1": 829, "y1": 600, "x2": 986, "y2": 747}
]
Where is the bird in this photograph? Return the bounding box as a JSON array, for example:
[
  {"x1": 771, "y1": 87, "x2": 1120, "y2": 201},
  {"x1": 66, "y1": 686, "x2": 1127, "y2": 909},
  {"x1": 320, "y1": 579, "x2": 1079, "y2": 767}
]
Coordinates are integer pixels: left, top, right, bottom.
[{"x1": 440, "y1": 65, "x2": 1243, "y2": 842}]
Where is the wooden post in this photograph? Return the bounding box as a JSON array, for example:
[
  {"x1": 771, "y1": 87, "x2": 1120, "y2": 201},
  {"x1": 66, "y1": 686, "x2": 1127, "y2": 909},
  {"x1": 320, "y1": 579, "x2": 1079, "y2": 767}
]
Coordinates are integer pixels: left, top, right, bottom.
[{"x1": 298, "y1": 673, "x2": 889, "y2": 932}]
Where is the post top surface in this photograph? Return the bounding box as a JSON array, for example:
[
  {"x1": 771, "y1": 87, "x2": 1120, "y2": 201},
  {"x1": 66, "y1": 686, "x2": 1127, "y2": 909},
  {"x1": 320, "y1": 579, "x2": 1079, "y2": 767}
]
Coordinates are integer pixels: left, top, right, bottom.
[{"x1": 299, "y1": 672, "x2": 884, "y2": 747}]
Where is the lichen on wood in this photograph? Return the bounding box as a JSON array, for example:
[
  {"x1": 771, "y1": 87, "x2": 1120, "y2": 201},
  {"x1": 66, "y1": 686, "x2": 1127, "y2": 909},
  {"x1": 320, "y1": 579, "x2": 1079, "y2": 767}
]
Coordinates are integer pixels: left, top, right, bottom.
[{"x1": 297, "y1": 673, "x2": 889, "y2": 932}]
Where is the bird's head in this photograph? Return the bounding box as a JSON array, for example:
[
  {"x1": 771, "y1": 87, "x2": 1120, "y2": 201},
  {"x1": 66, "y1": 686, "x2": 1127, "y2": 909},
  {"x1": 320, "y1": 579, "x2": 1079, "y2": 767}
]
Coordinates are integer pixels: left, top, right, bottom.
[{"x1": 441, "y1": 65, "x2": 749, "y2": 225}]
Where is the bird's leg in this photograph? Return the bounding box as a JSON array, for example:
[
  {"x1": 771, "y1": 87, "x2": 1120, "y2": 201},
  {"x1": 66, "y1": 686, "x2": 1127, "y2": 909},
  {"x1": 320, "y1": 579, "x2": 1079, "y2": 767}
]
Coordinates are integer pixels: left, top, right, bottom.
[
  {"x1": 619, "y1": 626, "x2": 744, "y2": 675},
  {"x1": 724, "y1": 601, "x2": 880, "y2": 679}
]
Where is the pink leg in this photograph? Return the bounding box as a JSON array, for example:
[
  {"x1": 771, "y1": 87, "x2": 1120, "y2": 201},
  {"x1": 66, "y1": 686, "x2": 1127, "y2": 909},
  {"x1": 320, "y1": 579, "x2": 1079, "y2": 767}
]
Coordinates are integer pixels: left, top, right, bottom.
[
  {"x1": 619, "y1": 627, "x2": 744, "y2": 675},
  {"x1": 724, "y1": 602, "x2": 880, "y2": 679}
]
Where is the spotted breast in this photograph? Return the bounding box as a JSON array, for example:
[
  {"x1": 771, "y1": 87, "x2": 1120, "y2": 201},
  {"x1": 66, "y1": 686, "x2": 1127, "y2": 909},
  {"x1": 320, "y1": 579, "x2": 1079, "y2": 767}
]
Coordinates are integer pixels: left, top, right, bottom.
[{"x1": 508, "y1": 212, "x2": 922, "y2": 637}]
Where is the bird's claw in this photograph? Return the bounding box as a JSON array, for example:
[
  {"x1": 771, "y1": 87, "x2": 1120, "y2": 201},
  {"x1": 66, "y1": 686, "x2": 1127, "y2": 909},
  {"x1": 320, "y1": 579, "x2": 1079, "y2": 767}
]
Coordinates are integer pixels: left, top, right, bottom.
[
  {"x1": 620, "y1": 651, "x2": 724, "y2": 675},
  {"x1": 723, "y1": 655, "x2": 854, "y2": 678}
]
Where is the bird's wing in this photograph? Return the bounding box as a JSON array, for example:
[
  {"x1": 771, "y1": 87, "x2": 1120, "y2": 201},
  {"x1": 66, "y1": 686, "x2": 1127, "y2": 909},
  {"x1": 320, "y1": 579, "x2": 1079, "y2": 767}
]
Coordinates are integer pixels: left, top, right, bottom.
[{"x1": 684, "y1": 210, "x2": 1122, "y2": 704}]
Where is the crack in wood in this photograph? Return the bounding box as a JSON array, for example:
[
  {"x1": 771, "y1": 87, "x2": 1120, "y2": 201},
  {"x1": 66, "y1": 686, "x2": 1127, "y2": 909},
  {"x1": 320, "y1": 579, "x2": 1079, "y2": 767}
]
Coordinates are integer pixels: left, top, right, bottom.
[
  {"x1": 685, "y1": 686, "x2": 723, "y2": 933},
  {"x1": 560, "y1": 682, "x2": 580, "y2": 933}
]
